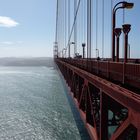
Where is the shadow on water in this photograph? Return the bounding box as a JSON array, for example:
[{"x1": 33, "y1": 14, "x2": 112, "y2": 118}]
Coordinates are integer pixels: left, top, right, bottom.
[{"x1": 57, "y1": 66, "x2": 91, "y2": 140}]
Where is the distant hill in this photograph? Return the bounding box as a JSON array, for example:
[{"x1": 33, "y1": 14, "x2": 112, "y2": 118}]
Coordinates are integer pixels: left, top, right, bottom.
[{"x1": 0, "y1": 57, "x2": 55, "y2": 67}]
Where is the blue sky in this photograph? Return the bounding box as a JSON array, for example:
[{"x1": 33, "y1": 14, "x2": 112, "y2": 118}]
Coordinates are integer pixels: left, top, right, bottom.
[
  {"x1": 0, "y1": 0, "x2": 56, "y2": 57},
  {"x1": 0, "y1": 0, "x2": 139, "y2": 58}
]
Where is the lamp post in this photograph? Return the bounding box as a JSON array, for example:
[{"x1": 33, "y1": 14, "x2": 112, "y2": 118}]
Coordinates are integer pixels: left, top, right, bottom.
[
  {"x1": 122, "y1": 24, "x2": 131, "y2": 63},
  {"x1": 82, "y1": 43, "x2": 86, "y2": 58},
  {"x1": 68, "y1": 42, "x2": 75, "y2": 58},
  {"x1": 62, "y1": 48, "x2": 66, "y2": 58},
  {"x1": 53, "y1": 42, "x2": 58, "y2": 58},
  {"x1": 64, "y1": 48, "x2": 67, "y2": 58},
  {"x1": 61, "y1": 50, "x2": 63, "y2": 58},
  {"x1": 112, "y1": 1, "x2": 134, "y2": 61},
  {"x1": 114, "y1": 28, "x2": 122, "y2": 62},
  {"x1": 96, "y1": 49, "x2": 99, "y2": 60},
  {"x1": 128, "y1": 44, "x2": 130, "y2": 58}
]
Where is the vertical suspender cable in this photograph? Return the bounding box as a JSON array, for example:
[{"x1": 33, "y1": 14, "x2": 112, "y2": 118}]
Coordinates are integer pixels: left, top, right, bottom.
[
  {"x1": 122, "y1": 1, "x2": 125, "y2": 58},
  {"x1": 74, "y1": 0, "x2": 77, "y2": 57},
  {"x1": 54, "y1": 0, "x2": 58, "y2": 57},
  {"x1": 81, "y1": 0, "x2": 84, "y2": 54},
  {"x1": 62, "y1": 0, "x2": 64, "y2": 57},
  {"x1": 59, "y1": 0, "x2": 61, "y2": 57},
  {"x1": 68, "y1": 0, "x2": 70, "y2": 57},
  {"x1": 84, "y1": 0, "x2": 86, "y2": 57},
  {"x1": 79, "y1": 0, "x2": 82, "y2": 55},
  {"x1": 82, "y1": 0, "x2": 83, "y2": 42},
  {"x1": 81, "y1": 0, "x2": 85, "y2": 57},
  {"x1": 63, "y1": 0, "x2": 65, "y2": 52},
  {"x1": 87, "y1": 0, "x2": 92, "y2": 58},
  {"x1": 68, "y1": 0, "x2": 70, "y2": 39},
  {"x1": 55, "y1": 0, "x2": 58, "y2": 50},
  {"x1": 68, "y1": 0, "x2": 70, "y2": 42},
  {"x1": 87, "y1": 0, "x2": 88, "y2": 58},
  {"x1": 77, "y1": 0, "x2": 83, "y2": 53},
  {"x1": 96, "y1": 0, "x2": 98, "y2": 58},
  {"x1": 102, "y1": 0, "x2": 104, "y2": 58},
  {"x1": 55, "y1": 0, "x2": 58, "y2": 43},
  {"x1": 55, "y1": 0, "x2": 59, "y2": 56},
  {"x1": 67, "y1": 0, "x2": 81, "y2": 47},
  {"x1": 58, "y1": 0, "x2": 60, "y2": 57},
  {"x1": 84, "y1": 0, "x2": 86, "y2": 42},
  {"x1": 65, "y1": 0, "x2": 67, "y2": 57},
  {"x1": 111, "y1": 0, "x2": 113, "y2": 58}
]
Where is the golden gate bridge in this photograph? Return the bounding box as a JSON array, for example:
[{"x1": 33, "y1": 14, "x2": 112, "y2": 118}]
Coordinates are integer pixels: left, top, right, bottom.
[{"x1": 54, "y1": 0, "x2": 140, "y2": 139}]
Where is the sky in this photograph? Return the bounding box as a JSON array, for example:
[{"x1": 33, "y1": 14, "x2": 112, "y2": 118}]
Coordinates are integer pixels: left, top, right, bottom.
[
  {"x1": 0, "y1": 0, "x2": 56, "y2": 57},
  {"x1": 0, "y1": 0, "x2": 139, "y2": 58}
]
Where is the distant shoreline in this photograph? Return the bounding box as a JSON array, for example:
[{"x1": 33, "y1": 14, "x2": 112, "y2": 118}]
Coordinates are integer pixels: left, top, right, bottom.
[{"x1": 0, "y1": 57, "x2": 54, "y2": 67}]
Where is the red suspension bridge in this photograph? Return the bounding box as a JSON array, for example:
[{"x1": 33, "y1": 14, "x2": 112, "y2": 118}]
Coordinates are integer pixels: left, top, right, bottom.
[{"x1": 54, "y1": 0, "x2": 140, "y2": 139}]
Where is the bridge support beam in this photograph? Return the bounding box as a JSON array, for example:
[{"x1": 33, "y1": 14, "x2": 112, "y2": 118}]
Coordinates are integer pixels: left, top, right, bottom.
[{"x1": 100, "y1": 92, "x2": 108, "y2": 140}]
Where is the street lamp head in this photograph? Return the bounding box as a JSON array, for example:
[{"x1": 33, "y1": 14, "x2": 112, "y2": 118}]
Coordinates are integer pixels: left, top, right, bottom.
[
  {"x1": 71, "y1": 42, "x2": 75, "y2": 44},
  {"x1": 113, "y1": 1, "x2": 134, "y2": 12},
  {"x1": 122, "y1": 24, "x2": 131, "y2": 34},
  {"x1": 82, "y1": 43, "x2": 86, "y2": 47},
  {"x1": 122, "y1": 2, "x2": 134, "y2": 9},
  {"x1": 114, "y1": 28, "x2": 122, "y2": 37}
]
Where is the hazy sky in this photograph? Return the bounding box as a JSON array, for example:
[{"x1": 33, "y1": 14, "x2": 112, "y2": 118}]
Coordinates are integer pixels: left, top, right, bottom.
[{"x1": 0, "y1": 0, "x2": 56, "y2": 57}]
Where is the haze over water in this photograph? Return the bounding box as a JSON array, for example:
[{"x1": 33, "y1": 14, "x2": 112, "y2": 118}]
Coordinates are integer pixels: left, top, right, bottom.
[{"x1": 0, "y1": 58, "x2": 81, "y2": 140}]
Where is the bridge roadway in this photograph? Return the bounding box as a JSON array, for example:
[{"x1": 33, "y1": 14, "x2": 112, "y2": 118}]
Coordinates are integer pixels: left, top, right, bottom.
[{"x1": 55, "y1": 58, "x2": 140, "y2": 140}]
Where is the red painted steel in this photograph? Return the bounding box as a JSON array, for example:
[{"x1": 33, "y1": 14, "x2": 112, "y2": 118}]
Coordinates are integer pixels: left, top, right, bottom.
[
  {"x1": 56, "y1": 58, "x2": 140, "y2": 140},
  {"x1": 59, "y1": 58, "x2": 140, "y2": 92}
]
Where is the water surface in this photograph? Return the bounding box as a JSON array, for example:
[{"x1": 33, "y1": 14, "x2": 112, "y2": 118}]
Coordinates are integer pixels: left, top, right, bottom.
[{"x1": 0, "y1": 66, "x2": 81, "y2": 140}]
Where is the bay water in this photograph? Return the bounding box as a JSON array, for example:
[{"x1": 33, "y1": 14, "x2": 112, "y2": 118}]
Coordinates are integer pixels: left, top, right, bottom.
[{"x1": 0, "y1": 65, "x2": 83, "y2": 140}]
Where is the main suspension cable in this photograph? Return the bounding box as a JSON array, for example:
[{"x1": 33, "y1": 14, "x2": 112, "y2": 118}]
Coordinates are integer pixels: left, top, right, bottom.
[{"x1": 67, "y1": 0, "x2": 81, "y2": 49}]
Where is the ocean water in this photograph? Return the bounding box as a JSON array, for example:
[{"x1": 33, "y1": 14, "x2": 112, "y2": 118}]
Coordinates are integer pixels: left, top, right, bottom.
[{"x1": 0, "y1": 66, "x2": 82, "y2": 140}]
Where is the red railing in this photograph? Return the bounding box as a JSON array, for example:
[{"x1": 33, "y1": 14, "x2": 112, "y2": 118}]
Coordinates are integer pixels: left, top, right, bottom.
[{"x1": 59, "y1": 58, "x2": 140, "y2": 92}]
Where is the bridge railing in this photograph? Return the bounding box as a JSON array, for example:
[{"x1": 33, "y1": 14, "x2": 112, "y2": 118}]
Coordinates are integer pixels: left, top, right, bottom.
[{"x1": 57, "y1": 58, "x2": 140, "y2": 92}]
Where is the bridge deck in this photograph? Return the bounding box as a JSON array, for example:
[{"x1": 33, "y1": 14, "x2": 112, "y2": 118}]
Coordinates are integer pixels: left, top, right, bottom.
[{"x1": 56, "y1": 58, "x2": 140, "y2": 140}]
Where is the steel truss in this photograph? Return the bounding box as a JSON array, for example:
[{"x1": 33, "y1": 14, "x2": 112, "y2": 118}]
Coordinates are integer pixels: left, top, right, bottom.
[{"x1": 56, "y1": 59, "x2": 140, "y2": 140}]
